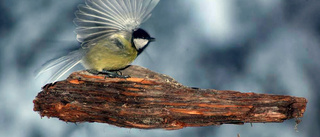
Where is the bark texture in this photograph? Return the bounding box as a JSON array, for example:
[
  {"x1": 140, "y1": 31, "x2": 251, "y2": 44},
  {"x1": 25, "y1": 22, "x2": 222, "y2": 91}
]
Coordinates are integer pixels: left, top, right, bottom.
[{"x1": 33, "y1": 65, "x2": 307, "y2": 130}]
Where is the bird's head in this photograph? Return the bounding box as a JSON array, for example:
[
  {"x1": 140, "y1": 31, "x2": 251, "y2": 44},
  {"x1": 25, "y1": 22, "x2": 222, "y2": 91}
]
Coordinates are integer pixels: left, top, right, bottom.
[{"x1": 132, "y1": 28, "x2": 155, "y2": 54}]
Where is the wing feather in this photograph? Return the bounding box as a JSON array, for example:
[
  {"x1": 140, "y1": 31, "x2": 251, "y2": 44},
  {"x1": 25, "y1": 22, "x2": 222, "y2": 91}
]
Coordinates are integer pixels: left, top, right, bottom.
[
  {"x1": 74, "y1": 0, "x2": 160, "y2": 45},
  {"x1": 36, "y1": 49, "x2": 86, "y2": 83}
]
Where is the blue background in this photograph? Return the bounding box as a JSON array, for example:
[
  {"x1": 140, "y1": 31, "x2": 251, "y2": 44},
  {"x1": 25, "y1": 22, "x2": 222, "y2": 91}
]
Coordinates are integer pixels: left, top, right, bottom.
[{"x1": 0, "y1": 0, "x2": 319, "y2": 137}]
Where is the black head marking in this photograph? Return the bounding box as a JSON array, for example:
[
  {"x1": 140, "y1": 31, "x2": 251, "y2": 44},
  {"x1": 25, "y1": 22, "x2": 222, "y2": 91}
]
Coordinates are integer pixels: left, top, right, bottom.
[
  {"x1": 133, "y1": 28, "x2": 155, "y2": 55},
  {"x1": 133, "y1": 28, "x2": 152, "y2": 39}
]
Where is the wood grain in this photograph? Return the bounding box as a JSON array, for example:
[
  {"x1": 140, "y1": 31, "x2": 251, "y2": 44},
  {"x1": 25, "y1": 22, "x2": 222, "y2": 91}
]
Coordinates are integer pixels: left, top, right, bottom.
[{"x1": 33, "y1": 65, "x2": 307, "y2": 130}]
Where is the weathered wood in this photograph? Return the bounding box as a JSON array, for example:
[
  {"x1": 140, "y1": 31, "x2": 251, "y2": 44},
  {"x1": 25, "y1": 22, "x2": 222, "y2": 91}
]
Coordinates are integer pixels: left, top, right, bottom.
[{"x1": 33, "y1": 65, "x2": 307, "y2": 130}]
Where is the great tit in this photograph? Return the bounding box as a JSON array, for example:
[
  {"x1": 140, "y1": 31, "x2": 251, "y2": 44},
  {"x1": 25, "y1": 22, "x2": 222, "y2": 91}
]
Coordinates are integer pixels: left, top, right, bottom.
[{"x1": 37, "y1": 0, "x2": 160, "y2": 82}]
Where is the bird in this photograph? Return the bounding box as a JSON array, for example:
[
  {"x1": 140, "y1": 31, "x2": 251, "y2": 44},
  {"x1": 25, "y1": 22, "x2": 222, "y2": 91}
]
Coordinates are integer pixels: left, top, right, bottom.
[{"x1": 37, "y1": 0, "x2": 160, "y2": 82}]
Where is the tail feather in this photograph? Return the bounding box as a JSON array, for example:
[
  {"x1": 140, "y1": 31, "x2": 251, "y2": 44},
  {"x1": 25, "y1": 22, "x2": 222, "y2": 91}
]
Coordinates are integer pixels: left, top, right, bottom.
[{"x1": 36, "y1": 49, "x2": 86, "y2": 83}]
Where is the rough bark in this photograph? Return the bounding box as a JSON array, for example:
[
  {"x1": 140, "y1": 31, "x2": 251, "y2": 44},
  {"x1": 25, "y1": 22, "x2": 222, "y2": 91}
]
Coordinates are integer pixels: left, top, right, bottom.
[{"x1": 33, "y1": 65, "x2": 307, "y2": 130}]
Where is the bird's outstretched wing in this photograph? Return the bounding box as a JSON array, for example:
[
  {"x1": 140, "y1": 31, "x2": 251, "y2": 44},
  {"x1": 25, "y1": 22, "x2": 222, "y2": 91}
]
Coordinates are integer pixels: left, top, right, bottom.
[{"x1": 74, "y1": 0, "x2": 160, "y2": 46}]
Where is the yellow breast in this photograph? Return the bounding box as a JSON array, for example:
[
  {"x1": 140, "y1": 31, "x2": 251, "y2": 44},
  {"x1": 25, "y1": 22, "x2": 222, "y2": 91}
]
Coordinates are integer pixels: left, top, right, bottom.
[{"x1": 82, "y1": 34, "x2": 138, "y2": 71}]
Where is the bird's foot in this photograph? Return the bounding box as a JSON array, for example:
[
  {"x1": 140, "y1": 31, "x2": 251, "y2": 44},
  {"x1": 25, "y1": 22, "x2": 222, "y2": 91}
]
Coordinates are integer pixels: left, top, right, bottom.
[
  {"x1": 87, "y1": 69, "x2": 130, "y2": 78},
  {"x1": 103, "y1": 70, "x2": 130, "y2": 78},
  {"x1": 86, "y1": 69, "x2": 100, "y2": 75}
]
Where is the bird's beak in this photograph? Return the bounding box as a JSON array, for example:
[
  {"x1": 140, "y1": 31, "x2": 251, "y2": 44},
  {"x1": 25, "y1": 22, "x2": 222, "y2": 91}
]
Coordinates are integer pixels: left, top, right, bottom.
[{"x1": 149, "y1": 37, "x2": 156, "y2": 42}]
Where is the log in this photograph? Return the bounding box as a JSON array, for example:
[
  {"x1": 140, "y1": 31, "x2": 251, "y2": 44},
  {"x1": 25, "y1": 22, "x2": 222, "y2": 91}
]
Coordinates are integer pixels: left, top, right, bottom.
[{"x1": 33, "y1": 65, "x2": 307, "y2": 130}]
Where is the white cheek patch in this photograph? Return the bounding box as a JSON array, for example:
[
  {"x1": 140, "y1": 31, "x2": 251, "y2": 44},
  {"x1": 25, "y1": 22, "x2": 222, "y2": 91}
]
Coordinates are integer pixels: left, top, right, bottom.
[{"x1": 134, "y1": 39, "x2": 149, "y2": 50}]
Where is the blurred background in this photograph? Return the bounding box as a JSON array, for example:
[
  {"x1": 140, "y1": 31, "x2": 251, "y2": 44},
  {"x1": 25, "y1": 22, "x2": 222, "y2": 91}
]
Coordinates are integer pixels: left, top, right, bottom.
[{"x1": 0, "y1": 0, "x2": 319, "y2": 136}]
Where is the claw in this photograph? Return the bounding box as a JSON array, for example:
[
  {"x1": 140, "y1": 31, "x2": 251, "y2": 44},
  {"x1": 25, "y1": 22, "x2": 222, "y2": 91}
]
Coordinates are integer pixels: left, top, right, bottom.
[
  {"x1": 87, "y1": 69, "x2": 130, "y2": 78},
  {"x1": 101, "y1": 69, "x2": 130, "y2": 78}
]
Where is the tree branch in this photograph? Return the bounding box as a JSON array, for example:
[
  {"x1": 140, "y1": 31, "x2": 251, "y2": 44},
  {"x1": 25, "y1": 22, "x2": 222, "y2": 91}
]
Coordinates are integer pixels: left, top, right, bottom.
[{"x1": 33, "y1": 65, "x2": 307, "y2": 130}]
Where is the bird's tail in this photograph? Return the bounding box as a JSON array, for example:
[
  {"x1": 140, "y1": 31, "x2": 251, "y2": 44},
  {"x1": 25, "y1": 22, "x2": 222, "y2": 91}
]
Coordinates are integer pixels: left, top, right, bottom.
[{"x1": 36, "y1": 48, "x2": 86, "y2": 83}]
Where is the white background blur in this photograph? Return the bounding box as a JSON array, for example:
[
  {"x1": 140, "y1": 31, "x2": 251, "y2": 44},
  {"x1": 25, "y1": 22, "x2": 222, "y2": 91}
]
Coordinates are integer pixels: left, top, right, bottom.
[{"x1": 0, "y1": 0, "x2": 319, "y2": 137}]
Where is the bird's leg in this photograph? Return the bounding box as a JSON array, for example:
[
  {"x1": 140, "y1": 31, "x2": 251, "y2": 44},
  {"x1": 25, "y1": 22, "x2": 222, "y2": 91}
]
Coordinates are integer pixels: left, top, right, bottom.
[
  {"x1": 86, "y1": 69, "x2": 100, "y2": 75},
  {"x1": 86, "y1": 69, "x2": 130, "y2": 78},
  {"x1": 101, "y1": 69, "x2": 130, "y2": 78}
]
